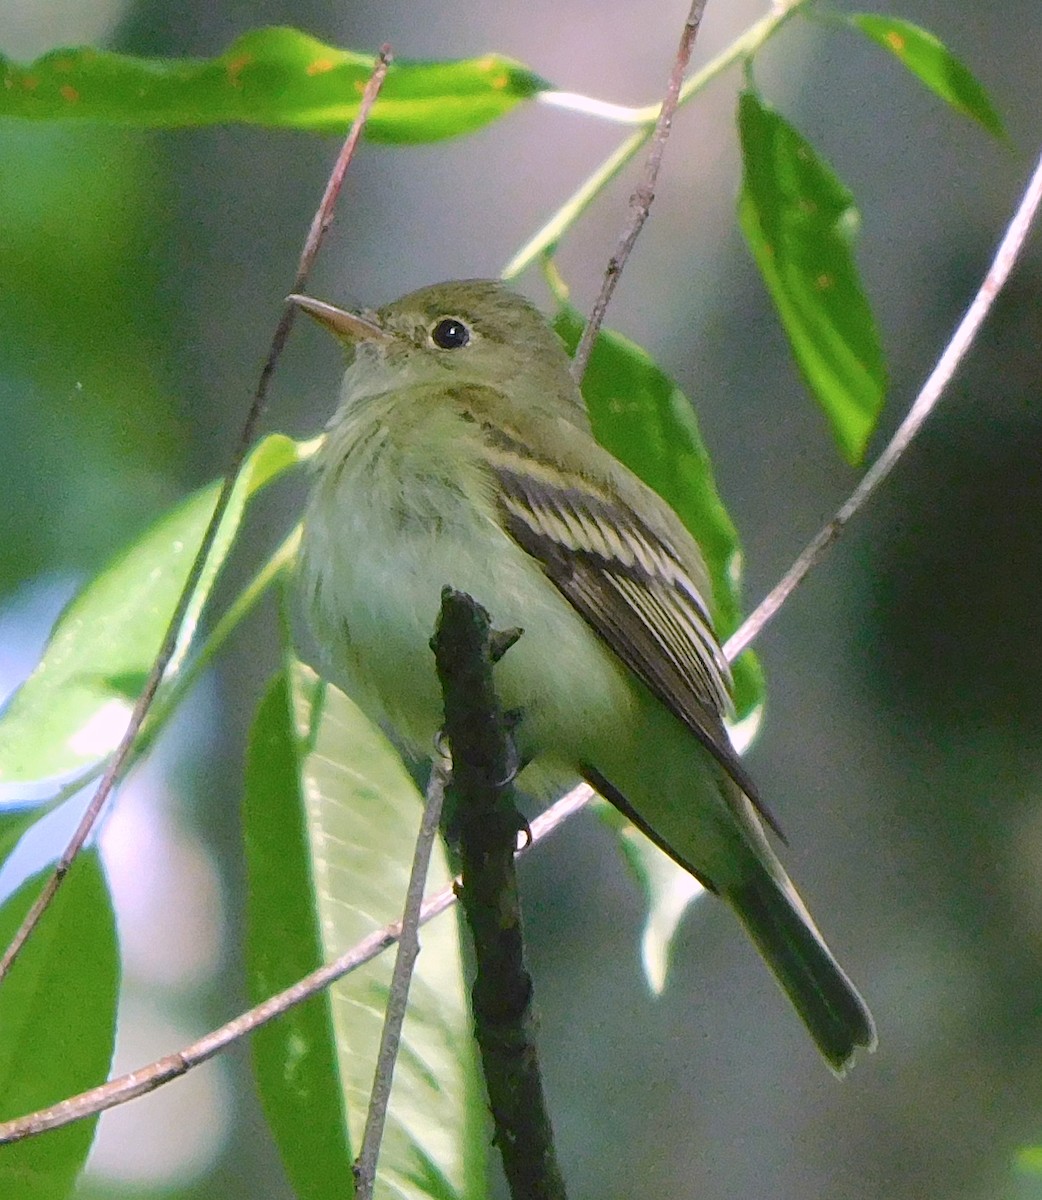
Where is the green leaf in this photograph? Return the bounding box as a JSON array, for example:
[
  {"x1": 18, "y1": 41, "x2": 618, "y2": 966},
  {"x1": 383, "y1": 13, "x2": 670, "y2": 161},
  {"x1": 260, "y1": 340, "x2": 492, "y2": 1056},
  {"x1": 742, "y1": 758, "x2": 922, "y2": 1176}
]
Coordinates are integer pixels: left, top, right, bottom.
[
  {"x1": 0, "y1": 433, "x2": 305, "y2": 785},
  {"x1": 850, "y1": 14, "x2": 1005, "y2": 139},
  {"x1": 737, "y1": 91, "x2": 888, "y2": 465},
  {"x1": 1018, "y1": 1146, "x2": 1042, "y2": 1175},
  {"x1": 0, "y1": 806, "x2": 47, "y2": 871},
  {"x1": 243, "y1": 673, "x2": 352, "y2": 1200},
  {"x1": 0, "y1": 28, "x2": 549, "y2": 142},
  {"x1": 243, "y1": 657, "x2": 483, "y2": 1200},
  {"x1": 595, "y1": 797, "x2": 706, "y2": 994},
  {"x1": 0, "y1": 851, "x2": 119, "y2": 1199},
  {"x1": 555, "y1": 307, "x2": 764, "y2": 723}
]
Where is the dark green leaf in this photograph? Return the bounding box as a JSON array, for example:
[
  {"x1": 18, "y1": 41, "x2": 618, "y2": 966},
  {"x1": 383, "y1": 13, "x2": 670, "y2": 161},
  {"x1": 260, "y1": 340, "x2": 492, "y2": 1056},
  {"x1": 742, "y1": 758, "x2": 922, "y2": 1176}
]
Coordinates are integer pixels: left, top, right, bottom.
[
  {"x1": 243, "y1": 657, "x2": 483, "y2": 1200},
  {"x1": 850, "y1": 14, "x2": 1005, "y2": 138},
  {"x1": 0, "y1": 28, "x2": 548, "y2": 142},
  {"x1": 738, "y1": 91, "x2": 888, "y2": 464},
  {"x1": 0, "y1": 851, "x2": 119, "y2": 1199},
  {"x1": 555, "y1": 307, "x2": 764, "y2": 722},
  {"x1": 0, "y1": 433, "x2": 305, "y2": 785}
]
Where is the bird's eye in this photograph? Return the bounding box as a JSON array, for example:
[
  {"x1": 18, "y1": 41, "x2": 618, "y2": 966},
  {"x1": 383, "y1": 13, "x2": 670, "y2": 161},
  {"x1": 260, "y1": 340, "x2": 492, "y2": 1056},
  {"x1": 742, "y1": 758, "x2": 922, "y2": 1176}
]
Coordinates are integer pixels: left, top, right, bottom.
[{"x1": 430, "y1": 317, "x2": 471, "y2": 350}]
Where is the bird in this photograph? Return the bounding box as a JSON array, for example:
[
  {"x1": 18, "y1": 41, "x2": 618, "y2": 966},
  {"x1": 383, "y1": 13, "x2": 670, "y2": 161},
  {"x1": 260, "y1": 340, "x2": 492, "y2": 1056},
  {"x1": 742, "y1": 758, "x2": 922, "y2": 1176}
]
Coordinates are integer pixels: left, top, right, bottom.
[{"x1": 293, "y1": 278, "x2": 876, "y2": 1074}]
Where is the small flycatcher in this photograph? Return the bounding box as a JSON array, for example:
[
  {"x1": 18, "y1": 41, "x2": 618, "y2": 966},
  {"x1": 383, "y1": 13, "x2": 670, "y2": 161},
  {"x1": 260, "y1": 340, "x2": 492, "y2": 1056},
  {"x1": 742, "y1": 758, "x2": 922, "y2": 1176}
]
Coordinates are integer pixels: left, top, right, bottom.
[{"x1": 294, "y1": 279, "x2": 876, "y2": 1074}]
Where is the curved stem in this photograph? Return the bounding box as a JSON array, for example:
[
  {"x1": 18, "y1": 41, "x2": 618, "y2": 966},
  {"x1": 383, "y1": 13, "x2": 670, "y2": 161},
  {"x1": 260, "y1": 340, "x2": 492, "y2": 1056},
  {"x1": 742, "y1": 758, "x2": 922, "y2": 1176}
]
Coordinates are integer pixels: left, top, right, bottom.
[
  {"x1": 501, "y1": 0, "x2": 808, "y2": 281},
  {"x1": 570, "y1": 0, "x2": 711, "y2": 382}
]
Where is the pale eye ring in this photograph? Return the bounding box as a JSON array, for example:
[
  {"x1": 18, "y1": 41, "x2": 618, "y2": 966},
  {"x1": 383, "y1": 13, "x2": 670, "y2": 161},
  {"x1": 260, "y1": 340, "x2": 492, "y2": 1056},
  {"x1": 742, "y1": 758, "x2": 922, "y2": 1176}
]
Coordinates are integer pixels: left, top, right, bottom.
[{"x1": 430, "y1": 316, "x2": 471, "y2": 350}]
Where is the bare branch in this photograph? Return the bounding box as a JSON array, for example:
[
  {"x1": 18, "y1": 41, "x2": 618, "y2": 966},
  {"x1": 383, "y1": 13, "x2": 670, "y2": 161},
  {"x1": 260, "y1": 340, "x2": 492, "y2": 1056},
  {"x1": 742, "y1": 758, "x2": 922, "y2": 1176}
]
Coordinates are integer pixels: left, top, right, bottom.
[
  {"x1": 0, "y1": 47, "x2": 393, "y2": 989},
  {"x1": 0, "y1": 787, "x2": 592, "y2": 1146},
  {"x1": 502, "y1": 2, "x2": 806, "y2": 283},
  {"x1": 571, "y1": 0, "x2": 709, "y2": 381},
  {"x1": 433, "y1": 589, "x2": 567, "y2": 1200},
  {"x1": 353, "y1": 759, "x2": 448, "y2": 1199}
]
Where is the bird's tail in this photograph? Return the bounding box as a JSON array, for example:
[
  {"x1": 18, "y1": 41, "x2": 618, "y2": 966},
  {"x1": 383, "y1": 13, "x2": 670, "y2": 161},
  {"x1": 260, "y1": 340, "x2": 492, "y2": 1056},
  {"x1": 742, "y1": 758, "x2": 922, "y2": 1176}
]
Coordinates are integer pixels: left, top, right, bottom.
[{"x1": 728, "y1": 864, "x2": 876, "y2": 1076}]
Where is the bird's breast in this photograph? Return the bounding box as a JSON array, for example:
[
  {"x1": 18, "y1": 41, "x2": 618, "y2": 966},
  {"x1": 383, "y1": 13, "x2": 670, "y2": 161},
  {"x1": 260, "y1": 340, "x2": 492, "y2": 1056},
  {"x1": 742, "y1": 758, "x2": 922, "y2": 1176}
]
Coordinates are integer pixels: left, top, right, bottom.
[{"x1": 298, "y1": 407, "x2": 636, "y2": 772}]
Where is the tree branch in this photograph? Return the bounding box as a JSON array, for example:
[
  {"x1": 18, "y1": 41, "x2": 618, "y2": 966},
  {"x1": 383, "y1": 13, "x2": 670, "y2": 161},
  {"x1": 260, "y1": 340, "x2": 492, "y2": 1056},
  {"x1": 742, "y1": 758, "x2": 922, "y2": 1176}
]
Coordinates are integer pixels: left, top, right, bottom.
[
  {"x1": 503, "y1": 1, "x2": 807, "y2": 282},
  {"x1": 353, "y1": 759, "x2": 448, "y2": 1200},
  {"x1": 433, "y1": 588, "x2": 567, "y2": 1200},
  {"x1": 0, "y1": 787, "x2": 593, "y2": 1146}
]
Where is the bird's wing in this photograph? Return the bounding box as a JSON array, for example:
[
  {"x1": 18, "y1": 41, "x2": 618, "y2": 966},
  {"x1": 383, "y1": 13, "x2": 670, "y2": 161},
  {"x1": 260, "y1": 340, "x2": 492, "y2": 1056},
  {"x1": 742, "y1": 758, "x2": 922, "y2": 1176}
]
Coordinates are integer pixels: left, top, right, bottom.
[{"x1": 484, "y1": 437, "x2": 780, "y2": 837}]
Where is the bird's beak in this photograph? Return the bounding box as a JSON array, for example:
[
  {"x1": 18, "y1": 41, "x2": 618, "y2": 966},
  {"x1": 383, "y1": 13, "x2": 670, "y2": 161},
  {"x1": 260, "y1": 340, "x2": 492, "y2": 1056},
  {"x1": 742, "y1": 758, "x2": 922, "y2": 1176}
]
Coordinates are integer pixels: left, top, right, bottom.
[{"x1": 287, "y1": 294, "x2": 392, "y2": 345}]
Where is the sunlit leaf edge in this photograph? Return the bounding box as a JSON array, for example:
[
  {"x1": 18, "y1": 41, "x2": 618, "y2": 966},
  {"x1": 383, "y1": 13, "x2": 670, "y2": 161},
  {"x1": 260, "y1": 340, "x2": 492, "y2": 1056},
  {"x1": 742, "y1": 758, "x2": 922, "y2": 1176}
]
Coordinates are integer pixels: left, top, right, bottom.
[
  {"x1": 0, "y1": 432, "x2": 306, "y2": 785},
  {"x1": 244, "y1": 665, "x2": 354, "y2": 1200}
]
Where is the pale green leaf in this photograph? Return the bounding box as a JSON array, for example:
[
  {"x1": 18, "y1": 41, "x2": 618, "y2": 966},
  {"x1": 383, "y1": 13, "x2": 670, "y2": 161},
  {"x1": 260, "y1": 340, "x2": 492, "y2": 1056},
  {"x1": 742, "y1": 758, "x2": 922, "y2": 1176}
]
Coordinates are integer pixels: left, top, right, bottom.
[
  {"x1": 595, "y1": 796, "x2": 706, "y2": 993},
  {"x1": 245, "y1": 658, "x2": 483, "y2": 1200},
  {"x1": 850, "y1": 14, "x2": 1005, "y2": 138},
  {"x1": 0, "y1": 433, "x2": 305, "y2": 785}
]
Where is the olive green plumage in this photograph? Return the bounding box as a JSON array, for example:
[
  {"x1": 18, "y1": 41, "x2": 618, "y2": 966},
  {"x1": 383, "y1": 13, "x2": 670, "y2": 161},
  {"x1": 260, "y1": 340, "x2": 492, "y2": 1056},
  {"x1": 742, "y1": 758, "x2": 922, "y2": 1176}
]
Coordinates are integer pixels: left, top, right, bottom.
[{"x1": 296, "y1": 279, "x2": 876, "y2": 1074}]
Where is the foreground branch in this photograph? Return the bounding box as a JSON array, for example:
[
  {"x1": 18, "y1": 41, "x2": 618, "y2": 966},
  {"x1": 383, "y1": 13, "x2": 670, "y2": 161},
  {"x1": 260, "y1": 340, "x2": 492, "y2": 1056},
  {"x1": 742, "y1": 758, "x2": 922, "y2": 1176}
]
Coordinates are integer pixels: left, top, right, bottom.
[
  {"x1": 433, "y1": 588, "x2": 568, "y2": 1200},
  {"x1": 0, "y1": 788, "x2": 593, "y2": 1146}
]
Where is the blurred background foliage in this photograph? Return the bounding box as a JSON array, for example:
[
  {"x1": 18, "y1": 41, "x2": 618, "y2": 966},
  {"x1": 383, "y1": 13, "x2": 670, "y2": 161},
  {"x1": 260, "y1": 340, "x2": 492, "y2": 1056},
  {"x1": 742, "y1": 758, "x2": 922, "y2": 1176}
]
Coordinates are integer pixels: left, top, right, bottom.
[{"x1": 1, "y1": 0, "x2": 1041, "y2": 1197}]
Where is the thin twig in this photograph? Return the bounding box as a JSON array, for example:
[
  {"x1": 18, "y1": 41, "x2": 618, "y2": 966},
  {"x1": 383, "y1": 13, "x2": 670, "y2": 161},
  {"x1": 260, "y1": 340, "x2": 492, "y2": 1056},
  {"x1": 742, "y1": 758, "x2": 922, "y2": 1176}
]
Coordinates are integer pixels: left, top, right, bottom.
[
  {"x1": 0, "y1": 786, "x2": 592, "y2": 1146},
  {"x1": 0, "y1": 47, "x2": 393, "y2": 989},
  {"x1": 502, "y1": 1, "x2": 807, "y2": 282},
  {"x1": 724, "y1": 144, "x2": 1042, "y2": 663},
  {"x1": 353, "y1": 759, "x2": 448, "y2": 1200},
  {"x1": 571, "y1": 0, "x2": 709, "y2": 383}
]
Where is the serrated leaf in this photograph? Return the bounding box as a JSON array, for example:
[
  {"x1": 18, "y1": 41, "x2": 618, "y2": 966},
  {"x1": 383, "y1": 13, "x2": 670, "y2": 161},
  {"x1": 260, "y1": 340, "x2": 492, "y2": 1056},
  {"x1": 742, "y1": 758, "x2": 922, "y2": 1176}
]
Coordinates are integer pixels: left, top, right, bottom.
[
  {"x1": 738, "y1": 91, "x2": 887, "y2": 464},
  {"x1": 0, "y1": 851, "x2": 119, "y2": 1199},
  {"x1": 595, "y1": 796, "x2": 706, "y2": 994},
  {"x1": 850, "y1": 14, "x2": 1005, "y2": 139},
  {"x1": 244, "y1": 657, "x2": 482, "y2": 1200},
  {"x1": 0, "y1": 28, "x2": 549, "y2": 142},
  {"x1": 0, "y1": 433, "x2": 305, "y2": 786},
  {"x1": 555, "y1": 307, "x2": 764, "y2": 722}
]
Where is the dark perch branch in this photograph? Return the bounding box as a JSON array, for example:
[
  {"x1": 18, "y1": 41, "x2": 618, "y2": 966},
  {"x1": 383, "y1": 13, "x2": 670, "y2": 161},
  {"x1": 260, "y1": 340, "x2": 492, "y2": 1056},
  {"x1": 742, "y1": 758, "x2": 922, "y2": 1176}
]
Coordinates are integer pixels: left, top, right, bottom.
[{"x1": 432, "y1": 588, "x2": 568, "y2": 1200}]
